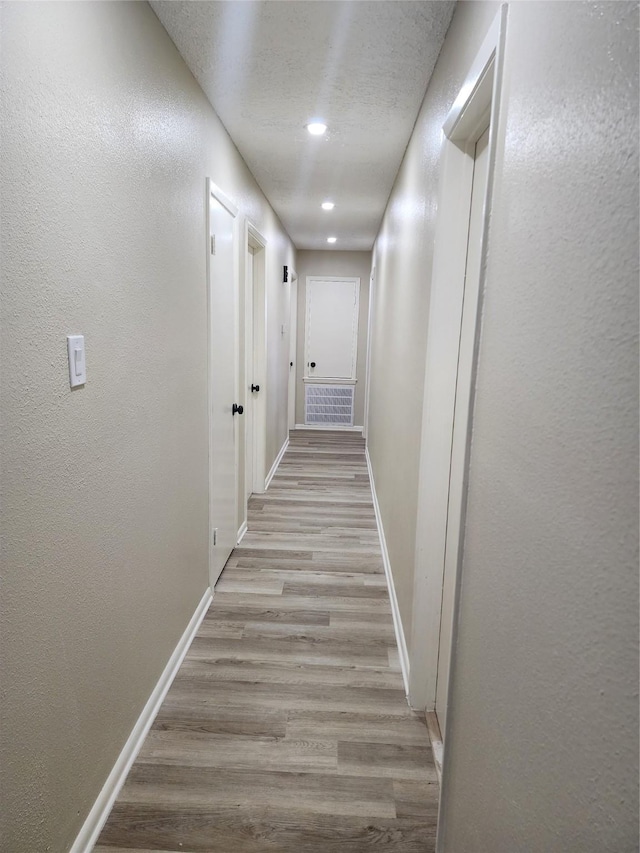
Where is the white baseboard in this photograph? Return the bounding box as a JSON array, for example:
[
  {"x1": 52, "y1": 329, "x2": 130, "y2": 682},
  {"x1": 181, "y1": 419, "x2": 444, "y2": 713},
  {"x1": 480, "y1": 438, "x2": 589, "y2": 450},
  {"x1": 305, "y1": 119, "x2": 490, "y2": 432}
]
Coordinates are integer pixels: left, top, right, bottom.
[
  {"x1": 294, "y1": 423, "x2": 363, "y2": 432},
  {"x1": 69, "y1": 587, "x2": 213, "y2": 853},
  {"x1": 425, "y1": 711, "x2": 444, "y2": 785},
  {"x1": 237, "y1": 520, "x2": 248, "y2": 544},
  {"x1": 365, "y1": 447, "x2": 410, "y2": 696},
  {"x1": 264, "y1": 436, "x2": 289, "y2": 491}
]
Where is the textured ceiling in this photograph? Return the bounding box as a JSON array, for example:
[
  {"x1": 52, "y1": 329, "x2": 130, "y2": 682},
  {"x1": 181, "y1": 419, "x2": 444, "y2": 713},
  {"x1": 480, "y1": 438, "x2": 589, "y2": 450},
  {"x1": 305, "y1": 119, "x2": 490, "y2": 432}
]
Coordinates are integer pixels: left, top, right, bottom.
[{"x1": 151, "y1": 1, "x2": 455, "y2": 250}]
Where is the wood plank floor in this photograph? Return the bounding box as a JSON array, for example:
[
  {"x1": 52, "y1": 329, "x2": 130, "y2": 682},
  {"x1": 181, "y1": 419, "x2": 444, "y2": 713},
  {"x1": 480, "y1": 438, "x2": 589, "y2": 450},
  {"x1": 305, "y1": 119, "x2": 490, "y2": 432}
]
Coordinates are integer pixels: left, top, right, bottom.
[{"x1": 95, "y1": 430, "x2": 438, "y2": 852}]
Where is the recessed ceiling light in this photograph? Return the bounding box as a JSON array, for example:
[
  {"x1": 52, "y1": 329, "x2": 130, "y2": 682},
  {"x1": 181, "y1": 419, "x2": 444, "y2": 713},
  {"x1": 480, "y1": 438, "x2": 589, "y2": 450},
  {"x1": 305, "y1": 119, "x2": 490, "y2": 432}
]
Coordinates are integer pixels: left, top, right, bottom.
[
  {"x1": 307, "y1": 121, "x2": 327, "y2": 136},
  {"x1": 321, "y1": 201, "x2": 335, "y2": 210},
  {"x1": 327, "y1": 237, "x2": 337, "y2": 244}
]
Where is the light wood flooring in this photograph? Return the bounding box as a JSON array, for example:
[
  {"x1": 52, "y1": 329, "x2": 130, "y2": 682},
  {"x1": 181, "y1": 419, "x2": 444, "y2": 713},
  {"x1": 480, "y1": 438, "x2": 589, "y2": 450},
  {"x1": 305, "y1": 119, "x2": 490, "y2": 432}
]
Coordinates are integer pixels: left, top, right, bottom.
[{"x1": 95, "y1": 430, "x2": 438, "y2": 852}]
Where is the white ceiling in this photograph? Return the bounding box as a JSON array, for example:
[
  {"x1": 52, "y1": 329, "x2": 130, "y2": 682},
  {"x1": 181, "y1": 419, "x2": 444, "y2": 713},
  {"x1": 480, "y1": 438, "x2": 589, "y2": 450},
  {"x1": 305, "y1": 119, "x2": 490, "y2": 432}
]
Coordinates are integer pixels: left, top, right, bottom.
[{"x1": 151, "y1": 1, "x2": 455, "y2": 251}]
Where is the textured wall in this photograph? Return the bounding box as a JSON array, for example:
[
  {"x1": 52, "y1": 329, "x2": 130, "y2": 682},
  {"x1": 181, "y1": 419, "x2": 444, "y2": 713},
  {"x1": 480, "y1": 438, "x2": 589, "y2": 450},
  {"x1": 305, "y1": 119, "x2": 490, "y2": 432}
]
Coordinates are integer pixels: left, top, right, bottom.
[
  {"x1": 0, "y1": 3, "x2": 294, "y2": 852},
  {"x1": 367, "y1": 1, "x2": 500, "y2": 640},
  {"x1": 439, "y1": 3, "x2": 639, "y2": 850},
  {"x1": 294, "y1": 251, "x2": 372, "y2": 427}
]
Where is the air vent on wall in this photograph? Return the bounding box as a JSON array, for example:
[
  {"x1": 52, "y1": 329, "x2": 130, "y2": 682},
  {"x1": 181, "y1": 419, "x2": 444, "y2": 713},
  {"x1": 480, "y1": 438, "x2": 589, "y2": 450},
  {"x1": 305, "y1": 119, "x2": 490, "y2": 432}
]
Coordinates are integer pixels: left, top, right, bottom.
[{"x1": 305, "y1": 384, "x2": 354, "y2": 427}]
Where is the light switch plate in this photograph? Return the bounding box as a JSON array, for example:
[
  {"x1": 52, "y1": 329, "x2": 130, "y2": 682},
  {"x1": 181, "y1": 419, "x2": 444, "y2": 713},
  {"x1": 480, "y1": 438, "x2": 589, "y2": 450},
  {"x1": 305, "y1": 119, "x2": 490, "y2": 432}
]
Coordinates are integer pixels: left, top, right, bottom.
[{"x1": 67, "y1": 335, "x2": 86, "y2": 388}]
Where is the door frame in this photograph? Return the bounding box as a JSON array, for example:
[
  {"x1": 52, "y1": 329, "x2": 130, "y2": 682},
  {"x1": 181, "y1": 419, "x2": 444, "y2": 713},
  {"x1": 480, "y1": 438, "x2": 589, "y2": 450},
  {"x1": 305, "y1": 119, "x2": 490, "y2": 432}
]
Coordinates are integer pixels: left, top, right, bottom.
[
  {"x1": 240, "y1": 243, "x2": 255, "y2": 538},
  {"x1": 206, "y1": 179, "x2": 239, "y2": 590},
  {"x1": 408, "y1": 7, "x2": 508, "y2": 714},
  {"x1": 244, "y1": 220, "x2": 267, "y2": 499},
  {"x1": 287, "y1": 266, "x2": 299, "y2": 431},
  {"x1": 362, "y1": 265, "x2": 375, "y2": 441},
  {"x1": 434, "y1": 119, "x2": 491, "y2": 736}
]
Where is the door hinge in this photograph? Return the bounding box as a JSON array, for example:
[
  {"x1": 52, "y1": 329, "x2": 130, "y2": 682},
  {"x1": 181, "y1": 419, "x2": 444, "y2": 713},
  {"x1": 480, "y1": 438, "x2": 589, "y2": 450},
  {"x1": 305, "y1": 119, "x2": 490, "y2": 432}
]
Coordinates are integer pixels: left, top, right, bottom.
[
  {"x1": 213, "y1": 527, "x2": 218, "y2": 546},
  {"x1": 210, "y1": 234, "x2": 216, "y2": 255}
]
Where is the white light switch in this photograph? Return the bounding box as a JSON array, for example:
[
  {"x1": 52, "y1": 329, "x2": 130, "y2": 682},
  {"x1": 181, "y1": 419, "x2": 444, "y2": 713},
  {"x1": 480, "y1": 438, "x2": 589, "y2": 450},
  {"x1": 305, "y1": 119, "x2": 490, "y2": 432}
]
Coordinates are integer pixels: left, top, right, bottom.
[{"x1": 67, "y1": 335, "x2": 86, "y2": 388}]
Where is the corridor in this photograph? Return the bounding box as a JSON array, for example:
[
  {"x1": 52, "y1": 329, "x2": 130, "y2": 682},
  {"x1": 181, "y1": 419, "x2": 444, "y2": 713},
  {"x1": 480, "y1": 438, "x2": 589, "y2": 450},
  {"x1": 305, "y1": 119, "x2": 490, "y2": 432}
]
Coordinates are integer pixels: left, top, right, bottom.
[
  {"x1": 94, "y1": 431, "x2": 437, "y2": 852},
  {"x1": 2, "y1": 2, "x2": 637, "y2": 850}
]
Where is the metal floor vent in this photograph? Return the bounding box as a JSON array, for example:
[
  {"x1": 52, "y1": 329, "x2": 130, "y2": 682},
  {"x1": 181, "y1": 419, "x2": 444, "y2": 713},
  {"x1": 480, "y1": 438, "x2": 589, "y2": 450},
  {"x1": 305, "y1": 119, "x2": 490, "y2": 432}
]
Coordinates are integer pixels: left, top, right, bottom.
[{"x1": 305, "y1": 384, "x2": 355, "y2": 427}]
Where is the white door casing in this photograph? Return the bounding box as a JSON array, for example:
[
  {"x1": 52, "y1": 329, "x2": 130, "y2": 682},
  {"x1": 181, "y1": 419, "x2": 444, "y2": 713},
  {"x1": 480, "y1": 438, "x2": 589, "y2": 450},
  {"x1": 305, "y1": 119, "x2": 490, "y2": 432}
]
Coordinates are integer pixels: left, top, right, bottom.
[
  {"x1": 435, "y1": 123, "x2": 491, "y2": 731},
  {"x1": 207, "y1": 180, "x2": 239, "y2": 588},
  {"x1": 304, "y1": 276, "x2": 360, "y2": 380},
  {"x1": 287, "y1": 269, "x2": 298, "y2": 431},
  {"x1": 408, "y1": 6, "x2": 507, "y2": 734},
  {"x1": 246, "y1": 221, "x2": 267, "y2": 496},
  {"x1": 245, "y1": 248, "x2": 255, "y2": 505},
  {"x1": 362, "y1": 266, "x2": 376, "y2": 441}
]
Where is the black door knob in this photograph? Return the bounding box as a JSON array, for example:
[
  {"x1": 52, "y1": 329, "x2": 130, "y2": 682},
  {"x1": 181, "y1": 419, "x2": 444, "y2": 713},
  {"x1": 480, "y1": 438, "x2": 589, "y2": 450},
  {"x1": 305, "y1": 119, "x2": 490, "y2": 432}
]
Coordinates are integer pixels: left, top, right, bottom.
[
  {"x1": 310, "y1": 361, "x2": 316, "y2": 368},
  {"x1": 251, "y1": 384, "x2": 260, "y2": 393},
  {"x1": 232, "y1": 403, "x2": 244, "y2": 416},
  {"x1": 290, "y1": 361, "x2": 293, "y2": 367}
]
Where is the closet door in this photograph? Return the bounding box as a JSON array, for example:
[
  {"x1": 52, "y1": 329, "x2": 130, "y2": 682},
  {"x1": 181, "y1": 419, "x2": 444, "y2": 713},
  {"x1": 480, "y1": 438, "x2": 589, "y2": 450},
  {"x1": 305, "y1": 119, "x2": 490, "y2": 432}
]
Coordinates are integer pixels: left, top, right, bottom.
[{"x1": 304, "y1": 276, "x2": 360, "y2": 380}]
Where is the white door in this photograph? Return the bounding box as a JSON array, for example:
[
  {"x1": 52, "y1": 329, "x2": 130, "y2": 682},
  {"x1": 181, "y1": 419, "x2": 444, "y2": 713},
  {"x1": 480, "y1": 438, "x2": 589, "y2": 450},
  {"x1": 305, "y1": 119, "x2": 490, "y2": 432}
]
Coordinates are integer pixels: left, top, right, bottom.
[
  {"x1": 207, "y1": 182, "x2": 239, "y2": 587},
  {"x1": 435, "y1": 124, "x2": 490, "y2": 733},
  {"x1": 305, "y1": 277, "x2": 360, "y2": 379}
]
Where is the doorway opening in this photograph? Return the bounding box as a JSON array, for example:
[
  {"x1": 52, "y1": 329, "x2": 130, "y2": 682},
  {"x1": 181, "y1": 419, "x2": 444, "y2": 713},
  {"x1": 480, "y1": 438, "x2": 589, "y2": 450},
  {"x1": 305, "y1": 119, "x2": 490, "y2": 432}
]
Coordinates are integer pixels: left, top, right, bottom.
[
  {"x1": 287, "y1": 267, "x2": 299, "y2": 432},
  {"x1": 239, "y1": 221, "x2": 267, "y2": 542},
  {"x1": 408, "y1": 7, "x2": 507, "y2": 794}
]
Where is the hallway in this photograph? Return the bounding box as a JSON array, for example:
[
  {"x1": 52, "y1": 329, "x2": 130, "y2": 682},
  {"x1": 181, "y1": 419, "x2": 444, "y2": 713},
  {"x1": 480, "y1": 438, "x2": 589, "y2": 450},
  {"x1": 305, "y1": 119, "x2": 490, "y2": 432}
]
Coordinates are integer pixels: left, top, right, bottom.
[
  {"x1": 94, "y1": 431, "x2": 437, "y2": 852},
  {"x1": 2, "y1": 3, "x2": 637, "y2": 850}
]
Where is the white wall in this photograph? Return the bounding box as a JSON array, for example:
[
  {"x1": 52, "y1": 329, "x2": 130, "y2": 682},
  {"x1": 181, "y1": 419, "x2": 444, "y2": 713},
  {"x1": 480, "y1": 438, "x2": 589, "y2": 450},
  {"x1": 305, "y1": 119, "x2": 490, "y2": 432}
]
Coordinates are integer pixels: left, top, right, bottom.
[
  {"x1": 0, "y1": 3, "x2": 294, "y2": 852},
  {"x1": 295, "y1": 250, "x2": 372, "y2": 427},
  {"x1": 367, "y1": 1, "x2": 501, "y2": 642},
  {"x1": 369, "y1": 0, "x2": 639, "y2": 849}
]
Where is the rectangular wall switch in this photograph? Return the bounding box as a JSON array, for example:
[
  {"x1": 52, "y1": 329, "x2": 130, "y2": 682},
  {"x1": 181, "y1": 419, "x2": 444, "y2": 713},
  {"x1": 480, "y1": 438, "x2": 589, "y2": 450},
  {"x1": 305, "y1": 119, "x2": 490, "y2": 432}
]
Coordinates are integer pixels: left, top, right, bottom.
[{"x1": 67, "y1": 335, "x2": 86, "y2": 388}]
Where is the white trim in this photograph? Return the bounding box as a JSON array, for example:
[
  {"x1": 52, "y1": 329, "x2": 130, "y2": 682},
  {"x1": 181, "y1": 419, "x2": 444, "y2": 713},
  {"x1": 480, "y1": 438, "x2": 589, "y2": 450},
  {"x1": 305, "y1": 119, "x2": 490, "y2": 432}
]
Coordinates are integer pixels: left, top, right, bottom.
[
  {"x1": 443, "y1": 10, "x2": 503, "y2": 139},
  {"x1": 366, "y1": 448, "x2": 410, "y2": 696},
  {"x1": 362, "y1": 265, "x2": 376, "y2": 441},
  {"x1": 425, "y1": 711, "x2": 444, "y2": 784},
  {"x1": 206, "y1": 177, "x2": 240, "y2": 590},
  {"x1": 294, "y1": 423, "x2": 363, "y2": 433},
  {"x1": 244, "y1": 219, "x2": 268, "y2": 497},
  {"x1": 264, "y1": 436, "x2": 289, "y2": 491},
  {"x1": 237, "y1": 520, "x2": 248, "y2": 544},
  {"x1": 242, "y1": 242, "x2": 255, "y2": 518},
  {"x1": 247, "y1": 221, "x2": 267, "y2": 250},
  {"x1": 69, "y1": 587, "x2": 212, "y2": 853},
  {"x1": 409, "y1": 5, "x2": 507, "y2": 715},
  {"x1": 302, "y1": 377, "x2": 357, "y2": 385},
  {"x1": 288, "y1": 274, "x2": 298, "y2": 431},
  {"x1": 209, "y1": 181, "x2": 239, "y2": 218}
]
